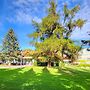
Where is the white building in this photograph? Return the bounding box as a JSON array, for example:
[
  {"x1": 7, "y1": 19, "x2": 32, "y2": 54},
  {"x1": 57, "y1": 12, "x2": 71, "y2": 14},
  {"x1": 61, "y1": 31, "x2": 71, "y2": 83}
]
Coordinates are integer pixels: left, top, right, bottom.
[{"x1": 78, "y1": 48, "x2": 90, "y2": 60}]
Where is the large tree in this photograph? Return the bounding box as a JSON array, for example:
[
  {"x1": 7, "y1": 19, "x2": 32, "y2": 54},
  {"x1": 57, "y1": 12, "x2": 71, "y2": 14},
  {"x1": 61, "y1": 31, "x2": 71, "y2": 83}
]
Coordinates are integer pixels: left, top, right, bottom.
[
  {"x1": 2, "y1": 29, "x2": 21, "y2": 62},
  {"x1": 29, "y1": 0, "x2": 85, "y2": 67}
]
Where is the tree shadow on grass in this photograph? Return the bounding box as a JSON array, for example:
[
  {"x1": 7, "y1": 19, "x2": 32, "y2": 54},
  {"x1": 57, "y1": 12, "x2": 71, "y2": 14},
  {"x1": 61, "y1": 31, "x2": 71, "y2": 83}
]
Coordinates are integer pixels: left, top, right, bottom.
[
  {"x1": 0, "y1": 67, "x2": 90, "y2": 90},
  {"x1": 57, "y1": 67, "x2": 90, "y2": 90},
  {"x1": 42, "y1": 67, "x2": 50, "y2": 73},
  {"x1": 23, "y1": 67, "x2": 90, "y2": 90}
]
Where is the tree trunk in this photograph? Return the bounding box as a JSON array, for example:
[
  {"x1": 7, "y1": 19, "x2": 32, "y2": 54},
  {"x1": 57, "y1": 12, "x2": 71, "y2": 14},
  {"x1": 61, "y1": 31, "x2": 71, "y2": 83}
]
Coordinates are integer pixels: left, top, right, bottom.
[
  {"x1": 47, "y1": 60, "x2": 51, "y2": 67},
  {"x1": 61, "y1": 49, "x2": 64, "y2": 59},
  {"x1": 8, "y1": 62, "x2": 11, "y2": 66},
  {"x1": 61, "y1": 49, "x2": 64, "y2": 63}
]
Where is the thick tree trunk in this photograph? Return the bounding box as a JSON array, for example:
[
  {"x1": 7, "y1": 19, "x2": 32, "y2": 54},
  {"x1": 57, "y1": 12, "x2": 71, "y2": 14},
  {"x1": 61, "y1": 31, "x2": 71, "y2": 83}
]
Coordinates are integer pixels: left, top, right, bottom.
[
  {"x1": 47, "y1": 60, "x2": 51, "y2": 67},
  {"x1": 61, "y1": 50, "x2": 64, "y2": 63}
]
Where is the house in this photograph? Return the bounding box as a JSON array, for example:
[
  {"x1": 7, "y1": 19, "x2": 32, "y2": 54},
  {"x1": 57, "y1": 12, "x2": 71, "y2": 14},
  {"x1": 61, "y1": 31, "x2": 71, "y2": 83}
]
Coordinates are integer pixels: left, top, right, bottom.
[{"x1": 78, "y1": 48, "x2": 90, "y2": 60}]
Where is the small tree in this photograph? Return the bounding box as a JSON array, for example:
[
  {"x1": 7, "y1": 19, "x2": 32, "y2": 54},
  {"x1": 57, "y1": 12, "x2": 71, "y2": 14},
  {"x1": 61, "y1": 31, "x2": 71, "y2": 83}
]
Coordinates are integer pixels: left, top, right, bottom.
[{"x1": 2, "y1": 29, "x2": 21, "y2": 63}]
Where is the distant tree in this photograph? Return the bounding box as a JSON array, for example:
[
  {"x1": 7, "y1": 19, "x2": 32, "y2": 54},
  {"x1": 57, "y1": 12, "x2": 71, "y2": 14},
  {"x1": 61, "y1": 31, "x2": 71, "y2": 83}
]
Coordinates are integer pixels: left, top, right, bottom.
[
  {"x1": 2, "y1": 29, "x2": 21, "y2": 62},
  {"x1": 81, "y1": 30, "x2": 90, "y2": 49},
  {"x1": 22, "y1": 49, "x2": 35, "y2": 57},
  {"x1": 29, "y1": 0, "x2": 85, "y2": 67}
]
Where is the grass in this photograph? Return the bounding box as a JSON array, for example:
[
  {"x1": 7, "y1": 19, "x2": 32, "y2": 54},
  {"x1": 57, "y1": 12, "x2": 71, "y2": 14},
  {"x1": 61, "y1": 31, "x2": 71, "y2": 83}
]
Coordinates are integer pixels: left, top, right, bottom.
[{"x1": 0, "y1": 65, "x2": 90, "y2": 90}]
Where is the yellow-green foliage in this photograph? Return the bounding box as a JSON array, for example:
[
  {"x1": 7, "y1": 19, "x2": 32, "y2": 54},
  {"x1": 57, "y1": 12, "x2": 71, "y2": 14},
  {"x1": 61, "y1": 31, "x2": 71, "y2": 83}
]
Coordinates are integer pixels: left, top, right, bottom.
[{"x1": 29, "y1": 0, "x2": 85, "y2": 63}]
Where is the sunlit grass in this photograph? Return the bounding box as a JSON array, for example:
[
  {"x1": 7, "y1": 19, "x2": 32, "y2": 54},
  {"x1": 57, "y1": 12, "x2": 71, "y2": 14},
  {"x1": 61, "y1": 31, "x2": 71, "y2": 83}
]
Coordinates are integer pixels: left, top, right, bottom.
[{"x1": 0, "y1": 66, "x2": 90, "y2": 90}]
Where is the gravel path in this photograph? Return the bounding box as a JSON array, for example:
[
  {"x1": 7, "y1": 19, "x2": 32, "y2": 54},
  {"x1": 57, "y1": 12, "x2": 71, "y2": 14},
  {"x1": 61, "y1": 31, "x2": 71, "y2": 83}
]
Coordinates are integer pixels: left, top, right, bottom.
[{"x1": 0, "y1": 65, "x2": 30, "y2": 69}]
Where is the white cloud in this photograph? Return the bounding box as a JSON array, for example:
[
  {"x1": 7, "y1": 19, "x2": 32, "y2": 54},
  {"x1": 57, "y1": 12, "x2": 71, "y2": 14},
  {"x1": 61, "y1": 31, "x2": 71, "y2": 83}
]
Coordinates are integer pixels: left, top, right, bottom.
[
  {"x1": 12, "y1": 0, "x2": 40, "y2": 6},
  {"x1": 33, "y1": 16, "x2": 42, "y2": 23},
  {"x1": 16, "y1": 11, "x2": 32, "y2": 24},
  {"x1": 15, "y1": 11, "x2": 41, "y2": 24},
  {"x1": 6, "y1": 0, "x2": 90, "y2": 27},
  {"x1": 6, "y1": 0, "x2": 42, "y2": 24},
  {"x1": 7, "y1": 11, "x2": 41, "y2": 24},
  {"x1": 71, "y1": 23, "x2": 90, "y2": 40}
]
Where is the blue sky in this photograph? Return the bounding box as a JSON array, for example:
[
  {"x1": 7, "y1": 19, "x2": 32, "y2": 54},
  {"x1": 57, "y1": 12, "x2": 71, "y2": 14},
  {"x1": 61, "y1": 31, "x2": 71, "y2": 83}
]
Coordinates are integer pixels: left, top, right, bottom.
[{"x1": 0, "y1": 0, "x2": 90, "y2": 50}]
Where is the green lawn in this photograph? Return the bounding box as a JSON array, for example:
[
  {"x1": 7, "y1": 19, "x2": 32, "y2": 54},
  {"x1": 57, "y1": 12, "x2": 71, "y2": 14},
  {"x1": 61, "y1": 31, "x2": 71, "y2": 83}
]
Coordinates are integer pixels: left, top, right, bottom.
[{"x1": 0, "y1": 66, "x2": 90, "y2": 90}]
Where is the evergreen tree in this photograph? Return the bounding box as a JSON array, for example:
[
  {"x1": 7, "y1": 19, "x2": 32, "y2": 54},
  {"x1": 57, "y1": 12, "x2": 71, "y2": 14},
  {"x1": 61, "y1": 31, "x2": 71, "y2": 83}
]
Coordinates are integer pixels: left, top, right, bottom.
[
  {"x1": 2, "y1": 29, "x2": 21, "y2": 61},
  {"x1": 29, "y1": 0, "x2": 85, "y2": 67}
]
